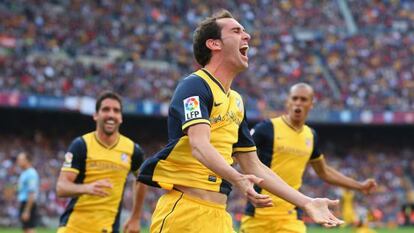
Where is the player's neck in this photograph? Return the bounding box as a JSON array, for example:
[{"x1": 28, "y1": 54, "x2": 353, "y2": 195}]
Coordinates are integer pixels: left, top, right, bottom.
[
  {"x1": 283, "y1": 115, "x2": 304, "y2": 131},
  {"x1": 203, "y1": 64, "x2": 234, "y2": 92},
  {"x1": 95, "y1": 130, "x2": 119, "y2": 148}
]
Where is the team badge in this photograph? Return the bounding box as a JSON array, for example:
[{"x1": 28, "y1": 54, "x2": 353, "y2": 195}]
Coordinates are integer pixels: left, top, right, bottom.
[
  {"x1": 63, "y1": 152, "x2": 73, "y2": 167},
  {"x1": 305, "y1": 138, "x2": 312, "y2": 147},
  {"x1": 236, "y1": 98, "x2": 243, "y2": 112},
  {"x1": 121, "y1": 153, "x2": 128, "y2": 163},
  {"x1": 184, "y1": 96, "x2": 202, "y2": 121}
]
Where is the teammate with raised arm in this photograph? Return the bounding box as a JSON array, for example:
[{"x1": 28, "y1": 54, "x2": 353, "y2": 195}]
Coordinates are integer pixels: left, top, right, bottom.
[{"x1": 240, "y1": 83, "x2": 377, "y2": 233}]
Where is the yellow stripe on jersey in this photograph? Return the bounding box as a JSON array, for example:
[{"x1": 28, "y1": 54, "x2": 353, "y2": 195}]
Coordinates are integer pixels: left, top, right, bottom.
[
  {"x1": 182, "y1": 118, "x2": 211, "y2": 131},
  {"x1": 309, "y1": 154, "x2": 325, "y2": 162},
  {"x1": 60, "y1": 167, "x2": 79, "y2": 174},
  {"x1": 233, "y1": 146, "x2": 257, "y2": 153}
]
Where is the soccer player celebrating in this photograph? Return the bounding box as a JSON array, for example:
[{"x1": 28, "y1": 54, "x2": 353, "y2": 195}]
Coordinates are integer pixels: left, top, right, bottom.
[
  {"x1": 138, "y1": 10, "x2": 344, "y2": 233},
  {"x1": 240, "y1": 83, "x2": 377, "y2": 233},
  {"x1": 56, "y1": 91, "x2": 147, "y2": 233}
]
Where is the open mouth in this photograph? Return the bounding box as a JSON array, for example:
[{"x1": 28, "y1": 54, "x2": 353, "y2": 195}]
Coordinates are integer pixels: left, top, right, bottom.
[
  {"x1": 294, "y1": 108, "x2": 302, "y2": 114},
  {"x1": 105, "y1": 119, "x2": 116, "y2": 126},
  {"x1": 239, "y1": 45, "x2": 249, "y2": 57}
]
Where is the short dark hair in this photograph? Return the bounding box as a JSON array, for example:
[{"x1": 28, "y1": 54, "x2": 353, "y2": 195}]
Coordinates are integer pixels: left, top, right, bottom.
[
  {"x1": 193, "y1": 9, "x2": 234, "y2": 66},
  {"x1": 95, "y1": 91, "x2": 123, "y2": 113}
]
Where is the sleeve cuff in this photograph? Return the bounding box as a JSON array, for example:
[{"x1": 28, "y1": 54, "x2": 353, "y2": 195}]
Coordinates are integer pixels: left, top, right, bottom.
[
  {"x1": 233, "y1": 146, "x2": 257, "y2": 154},
  {"x1": 158, "y1": 182, "x2": 174, "y2": 190},
  {"x1": 309, "y1": 154, "x2": 324, "y2": 162},
  {"x1": 61, "y1": 167, "x2": 80, "y2": 174},
  {"x1": 182, "y1": 119, "x2": 211, "y2": 131}
]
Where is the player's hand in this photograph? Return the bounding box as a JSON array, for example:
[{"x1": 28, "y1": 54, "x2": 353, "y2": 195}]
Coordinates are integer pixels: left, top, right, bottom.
[
  {"x1": 303, "y1": 198, "x2": 344, "y2": 228},
  {"x1": 360, "y1": 178, "x2": 377, "y2": 195},
  {"x1": 21, "y1": 211, "x2": 30, "y2": 222},
  {"x1": 123, "y1": 216, "x2": 141, "y2": 233},
  {"x1": 85, "y1": 179, "x2": 113, "y2": 196},
  {"x1": 235, "y1": 174, "x2": 273, "y2": 208}
]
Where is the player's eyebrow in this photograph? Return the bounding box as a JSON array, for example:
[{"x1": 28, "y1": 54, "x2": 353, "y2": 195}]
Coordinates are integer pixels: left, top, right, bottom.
[{"x1": 230, "y1": 26, "x2": 245, "y2": 32}]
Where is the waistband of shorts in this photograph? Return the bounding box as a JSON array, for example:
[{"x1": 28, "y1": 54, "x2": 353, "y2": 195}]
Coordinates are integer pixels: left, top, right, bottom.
[
  {"x1": 169, "y1": 189, "x2": 226, "y2": 210},
  {"x1": 252, "y1": 209, "x2": 299, "y2": 218}
]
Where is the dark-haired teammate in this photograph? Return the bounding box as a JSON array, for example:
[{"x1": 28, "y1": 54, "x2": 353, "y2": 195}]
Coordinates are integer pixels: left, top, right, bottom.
[
  {"x1": 240, "y1": 83, "x2": 377, "y2": 233},
  {"x1": 56, "y1": 91, "x2": 147, "y2": 233},
  {"x1": 138, "y1": 10, "x2": 343, "y2": 233}
]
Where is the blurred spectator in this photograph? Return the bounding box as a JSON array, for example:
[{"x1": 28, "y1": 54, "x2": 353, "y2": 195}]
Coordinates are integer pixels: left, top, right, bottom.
[
  {"x1": 0, "y1": 132, "x2": 412, "y2": 228},
  {"x1": 1, "y1": 0, "x2": 412, "y2": 113}
]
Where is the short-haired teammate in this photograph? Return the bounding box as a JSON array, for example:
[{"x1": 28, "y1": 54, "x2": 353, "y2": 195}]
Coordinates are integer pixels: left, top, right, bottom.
[
  {"x1": 240, "y1": 83, "x2": 377, "y2": 233},
  {"x1": 139, "y1": 10, "x2": 343, "y2": 233},
  {"x1": 56, "y1": 91, "x2": 147, "y2": 233},
  {"x1": 16, "y1": 152, "x2": 40, "y2": 233}
]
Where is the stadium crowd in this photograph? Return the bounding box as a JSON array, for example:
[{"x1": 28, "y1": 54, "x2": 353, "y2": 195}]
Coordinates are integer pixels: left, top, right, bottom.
[
  {"x1": 1, "y1": 0, "x2": 413, "y2": 112},
  {"x1": 0, "y1": 132, "x2": 412, "y2": 228}
]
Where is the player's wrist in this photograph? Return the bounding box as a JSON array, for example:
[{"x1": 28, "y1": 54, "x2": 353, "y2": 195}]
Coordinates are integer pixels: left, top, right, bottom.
[
  {"x1": 299, "y1": 196, "x2": 314, "y2": 209},
  {"x1": 81, "y1": 183, "x2": 91, "y2": 195},
  {"x1": 228, "y1": 172, "x2": 245, "y2": 186},
  {"x1": 354, "y1": 181, "x2": 365, "y2": 191},
  {"x1": 129, "y1": 213, "x2": 141, "y2": 220}
]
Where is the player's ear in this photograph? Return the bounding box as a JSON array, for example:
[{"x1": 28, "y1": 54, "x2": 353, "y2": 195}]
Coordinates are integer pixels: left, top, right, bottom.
[
  {"x1": 206, "y1": 39, "x2": 222, "y2": 51},
  {"x1": 93, "y1": 112, "x2": 98, "y2": 121},
  {"x1": 310, "y1": 95, "x2": 314, "y2": 110}
]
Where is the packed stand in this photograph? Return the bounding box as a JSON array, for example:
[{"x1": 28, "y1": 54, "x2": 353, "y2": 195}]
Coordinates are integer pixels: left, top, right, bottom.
[
  {"x1": 302, "y1": 144, "x2": 414, "y2": 227},
  {"x1": 0, "y1": 132, "x2": 412, "y2": 228},
  {"x1": 323, "y1": 32, "x2": 414, "y2": 111},
  {"x1": 3, "y1": 0, "x2": 412, "y2": 112}
]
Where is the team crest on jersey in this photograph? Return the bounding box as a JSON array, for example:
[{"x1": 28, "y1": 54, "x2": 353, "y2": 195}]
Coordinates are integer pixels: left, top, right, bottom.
[
  {"x1": 121, "y1": 153, "x2": 128, "y2": 163},
  {"x1": 236, "y1": 98, "x2": 243, "y2": 113},
  {"x1": 184, "y1": 96, "x2": 201, "y2": 121},
  {"x1": 63, "y1": 152, "x2": 73, "y2": 167},
  {"x1": 305, "y1": 138, "x2": 312, "y2": 147}
]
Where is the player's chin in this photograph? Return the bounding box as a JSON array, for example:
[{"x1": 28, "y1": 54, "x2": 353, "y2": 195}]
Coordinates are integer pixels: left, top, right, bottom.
[
  {"x1": 293, "y1": 115, "x2": 305, "y2": 123},
  {"x1": 238, "y1": 59, "x2": 249, "y2": 70},
  {"x1": 103, "y1": 126, "x2": 118, "y2": 135},
  {"x1": 241, "y1": 54, "x2": 248, "y2": 64}
]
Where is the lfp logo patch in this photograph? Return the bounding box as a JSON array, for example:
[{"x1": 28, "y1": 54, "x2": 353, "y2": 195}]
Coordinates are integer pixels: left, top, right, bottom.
[
  {"x1": 184, "y1": 96, "x2": 201, "y2": 121},
  {"x1": 63, "y1": 152, "x2": 73, "y2": 168}
]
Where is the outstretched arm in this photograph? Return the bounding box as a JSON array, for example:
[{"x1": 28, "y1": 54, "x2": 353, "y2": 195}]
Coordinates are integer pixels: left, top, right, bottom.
[
  {"x1": 235, "y1": 151, "x2": 344, "y2": 228},
  {"x1": 310, "y1": 157, "x2": 377, "y2": 194},
  {"x1": 123, "y1": 181, "x2": 148, "y2": 233}
]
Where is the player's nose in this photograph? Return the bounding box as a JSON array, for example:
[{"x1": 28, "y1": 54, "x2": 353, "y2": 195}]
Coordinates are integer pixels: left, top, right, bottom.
[{"x1": 243, "y1": 31, "x2": 251, "y2": 41}]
